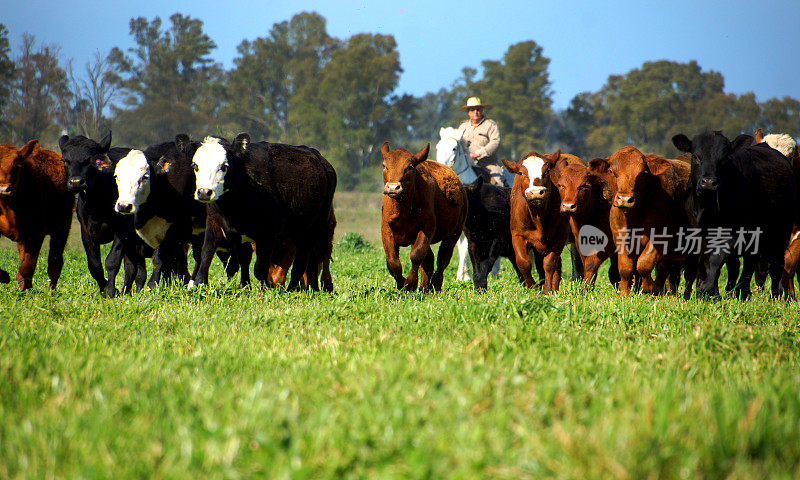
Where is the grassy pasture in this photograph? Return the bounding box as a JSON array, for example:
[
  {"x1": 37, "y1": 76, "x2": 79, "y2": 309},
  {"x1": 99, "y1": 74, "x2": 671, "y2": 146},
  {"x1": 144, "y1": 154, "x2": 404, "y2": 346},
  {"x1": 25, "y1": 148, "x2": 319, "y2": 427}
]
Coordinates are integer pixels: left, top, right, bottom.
[{"x1": 1, "y1": 192, "x2": 800, "y2": 478}]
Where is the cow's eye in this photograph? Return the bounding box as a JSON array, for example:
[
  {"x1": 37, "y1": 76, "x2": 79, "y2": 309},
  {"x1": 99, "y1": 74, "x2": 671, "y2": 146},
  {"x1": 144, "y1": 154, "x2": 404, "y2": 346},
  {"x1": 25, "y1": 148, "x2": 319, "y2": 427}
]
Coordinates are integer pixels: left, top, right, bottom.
[
  {"x1": 191, "y1": 163, "x2": 199, "y2": 172},
  {"x1": 220, "y1": 163, "x2": 228, "y2": 173},
  {"x1": 142, "y1": 174, "x2": 149, "y2": 181},
  {"x1": 557, "y1": 184, "x2": 564, "y2": 189}
]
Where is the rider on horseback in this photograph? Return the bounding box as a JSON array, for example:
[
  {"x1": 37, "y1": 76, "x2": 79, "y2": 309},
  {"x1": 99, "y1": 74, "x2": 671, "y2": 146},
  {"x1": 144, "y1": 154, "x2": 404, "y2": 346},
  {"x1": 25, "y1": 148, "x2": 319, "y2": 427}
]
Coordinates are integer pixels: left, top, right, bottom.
[{"x1": 458, "y1": 96, "x2": 504, "y2": 187}]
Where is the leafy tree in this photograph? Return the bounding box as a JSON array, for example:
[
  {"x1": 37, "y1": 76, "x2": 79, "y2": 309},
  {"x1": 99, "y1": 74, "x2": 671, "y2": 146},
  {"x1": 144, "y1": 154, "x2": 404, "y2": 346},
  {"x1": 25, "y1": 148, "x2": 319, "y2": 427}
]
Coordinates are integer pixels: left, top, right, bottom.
[
  {"x1": 0, "y1": 25, "x2": 14, "y2": 138},
  {"x1": 291, "y1": 32, "x2": 401, "y2": 188},
  {"x1": 760, "y1": 96, "x2": 800, "y2": 136},
  {"x1": 108, "y1": 14, "x2": 222, "y2": 145},
  {"x1": 223, "y1": 12, "x2": 338, "y2": 142},
  {"x1": 5, "y1": 33, "x2": 72, "y2": 144},
  {"x1": 67, "y1": 51, "x2": 119, "y2": 139},
  {"x1": 472, "y1": 41, "x2": 553, "y2": 160}
]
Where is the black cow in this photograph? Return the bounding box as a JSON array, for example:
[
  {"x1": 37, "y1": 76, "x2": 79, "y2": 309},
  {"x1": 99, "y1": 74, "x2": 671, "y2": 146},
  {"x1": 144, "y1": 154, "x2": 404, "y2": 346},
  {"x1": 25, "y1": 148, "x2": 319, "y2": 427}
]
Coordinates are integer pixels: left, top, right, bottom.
[
  {"x1": 58, "y1": 133, "x2": 148, "y2": 297},
  {"x1": 462, "y1": 176, "x2": 540, "y2": 290},
  {"x1": 191, "y1": 134, "x2": 337, "y2": 290},
  {"x1": 113, "y1": 135, "x2": 206, "y2": 287},
  {"x1": 673, "y1": 131, "x2": 797, "y2": 299}
]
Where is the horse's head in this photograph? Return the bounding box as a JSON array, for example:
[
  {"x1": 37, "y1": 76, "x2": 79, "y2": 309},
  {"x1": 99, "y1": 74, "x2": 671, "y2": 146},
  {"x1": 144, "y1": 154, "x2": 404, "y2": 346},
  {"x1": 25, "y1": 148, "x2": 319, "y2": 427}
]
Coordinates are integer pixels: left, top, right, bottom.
[{"x1": 435, "y1": 127, "x2": 466, "y2": 168}]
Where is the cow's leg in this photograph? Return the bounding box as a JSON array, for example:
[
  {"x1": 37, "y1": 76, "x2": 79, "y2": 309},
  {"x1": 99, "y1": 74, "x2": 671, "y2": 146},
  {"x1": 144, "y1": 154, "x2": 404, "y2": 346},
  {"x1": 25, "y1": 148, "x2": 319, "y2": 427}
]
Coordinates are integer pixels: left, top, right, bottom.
[
  {"x1": 419, "y1": 247, "x2": 435, "y2": 291},
  {"x1": 617, "y1": 252, "x2": 635, "y2": 297},
  {"x1": 238, "y1": 243, "x2": 253, "y2": 287},
  {"x1": 734, "y1": 255, "x2": 756, "y2": 300},
  {"x1": 532, "y1": 248, "x2": 545, "y2": 287},
  {"x1": 635, "y1": 244, "x2": 661, "y2": 295},
  {"x1": 569, "y1": 244, "x2": 583, "y2": 281},
  {"x1": 683, "y1": 256, "x2": 699, "y2": 300},
  {"x1": 404, "y1": 230, "x2": 432, "y2": 292},
  {"x1": 542, "y1": 250, "x2": 562, "y2": 294},
  {"x1": 782, "y1": 238, "x2": 800, "y2": 299},
  {"x1": 382, "y1": 233, "x2": 404, "y2": 290},
  {"x1": 608, "y1": 253, "x2": 621, "y2": 287},
  {"x1": 698, "y1": 253, "x2": 724, "y2": 299},
  {"x1": 769, "y1": 256, "x2": 785, "y2": 299},
  {"x1": 195, "y1": 229, "x2": 219, "y2": 286},
  {"x1": 753, "y1": 260, "x2": 768, "y2": 289},
  {"x1": 456, "y1": 235, "x2": 470, "y2": 282},
  {"x1": 121, "y1": 255, "x2": 136, "y2": 294},
  {"x1": 287, "y1": 246, "x2": 312, "y2": 291},
  {"x1": 724, "y1": 256, "x2": 739, "y2": 292},
  {"x1": 468, "y1": 241, "x2": 488, "y2": 291},
  {"x1": 512, "y1": 235, "x2": 536, "y2": 288},
  {"x1": 253, "y1": 238, "x2": 275, "y2": 288},
  {"x1": 431, "y1": 234, "x2": 459, "y2": 291},
  {"x1": 0, "y1": 268, "x2": 10, "y2": 284},
  {"x1": 302, "y1": 247, "x2": 321, "y2": 292},
  {"x1": 102, "y1": 237, "x2": 125, "y2": 298},
  {"x1": 582, "y1": 254, "x2": 602, "y2": 285},
  {"x1": 16, "y1": 236, "x2": 44, "y2": 291},
  {"x1": 80, "y1": 227, "x2": 106, "y2": 291},
  {"x1": 46, "y1": 226, "x2": 70, "y2": 290}
]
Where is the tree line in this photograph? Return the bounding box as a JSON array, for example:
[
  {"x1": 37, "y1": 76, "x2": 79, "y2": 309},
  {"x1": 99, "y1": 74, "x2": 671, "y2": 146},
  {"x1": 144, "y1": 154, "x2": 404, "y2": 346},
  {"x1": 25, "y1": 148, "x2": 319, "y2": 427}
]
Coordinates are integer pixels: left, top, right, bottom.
[{"x1": 1, "y1": 12, "x2": 799, "y2": 190}]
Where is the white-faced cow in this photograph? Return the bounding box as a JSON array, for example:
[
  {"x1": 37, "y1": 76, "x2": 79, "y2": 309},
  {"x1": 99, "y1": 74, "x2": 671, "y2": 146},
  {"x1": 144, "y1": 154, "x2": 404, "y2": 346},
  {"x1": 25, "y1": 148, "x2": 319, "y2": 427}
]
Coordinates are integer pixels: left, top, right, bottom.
[
  {"x1": 113, "y1": 135, "x2": 207, "y2": 287},
  {"x1": 191, "y1": 134, "x2": 337, "y2": 291}
]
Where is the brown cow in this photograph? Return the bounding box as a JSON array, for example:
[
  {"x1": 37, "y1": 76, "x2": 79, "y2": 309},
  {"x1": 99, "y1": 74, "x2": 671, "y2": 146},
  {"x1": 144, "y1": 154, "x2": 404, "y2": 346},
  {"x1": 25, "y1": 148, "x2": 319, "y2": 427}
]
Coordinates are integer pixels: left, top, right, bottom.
[
  {"x1": 0, "y1": 140, "x2": 75, "y2": 290},
  {"x1": 552, "y1": 155, "x2": 619, "y2": 285},
  {"x1": 754, "y1": 127, "x2": 800, "y2": 296},
  {"x1": 593, "y1": 146, "x2": 697, "y2": 297},
  {"x1": 502, "y1": 150, "x2": 573, "y2": 293},
  {"x1": 381, "y1": 141, "x2": 467, "y2": 291}
]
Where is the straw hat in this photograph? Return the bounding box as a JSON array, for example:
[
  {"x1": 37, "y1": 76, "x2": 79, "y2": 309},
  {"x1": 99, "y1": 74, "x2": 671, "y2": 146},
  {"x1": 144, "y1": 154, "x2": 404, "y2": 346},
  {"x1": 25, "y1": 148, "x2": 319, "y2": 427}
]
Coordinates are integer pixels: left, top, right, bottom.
[{"x1": 461, "y1": 96, "x2": 489, "y2": 112}]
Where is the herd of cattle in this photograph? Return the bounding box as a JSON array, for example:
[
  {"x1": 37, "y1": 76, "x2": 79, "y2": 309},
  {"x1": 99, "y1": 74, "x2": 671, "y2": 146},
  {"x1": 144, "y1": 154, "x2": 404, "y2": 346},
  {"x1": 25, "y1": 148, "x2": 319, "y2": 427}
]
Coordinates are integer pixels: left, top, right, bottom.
[
  {"x1": 0, "y1": 133, "x2": 336, "y2": 296},
  {"x1": 380, "y1": 128, "x2": 800, "y2": 300},
  {"x1": 0, "y1": 128, "x2": 798, "y2": 301}
]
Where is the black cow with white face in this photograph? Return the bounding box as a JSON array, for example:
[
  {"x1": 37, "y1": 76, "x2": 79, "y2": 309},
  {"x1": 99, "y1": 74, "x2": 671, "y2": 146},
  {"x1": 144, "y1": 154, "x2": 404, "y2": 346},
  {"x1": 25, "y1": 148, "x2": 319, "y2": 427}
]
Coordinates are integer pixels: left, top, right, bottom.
[
  {"x1": 673, "y1": 131, "x2": 797, "y2": 299},
  {"x1": 58, "y1": 132, "x2": 148, "y2": 297},
  {"x1": 190, "y1": 134, "x2": 337, "y2": 290},
  {"x1": 112, "y1": 134, "x2": 208, "y2": 288}
]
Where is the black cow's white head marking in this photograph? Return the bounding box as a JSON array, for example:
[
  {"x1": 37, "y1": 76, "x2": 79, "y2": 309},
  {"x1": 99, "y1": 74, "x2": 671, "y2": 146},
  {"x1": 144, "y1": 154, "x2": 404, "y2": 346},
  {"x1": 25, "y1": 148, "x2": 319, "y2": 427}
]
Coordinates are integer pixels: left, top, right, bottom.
[
  {"x1": 114, "y1": 150, "x2": 150, "y2": 214},
  {"x1": 192, "y1": 136, "x2": 229, "y2": 202}
]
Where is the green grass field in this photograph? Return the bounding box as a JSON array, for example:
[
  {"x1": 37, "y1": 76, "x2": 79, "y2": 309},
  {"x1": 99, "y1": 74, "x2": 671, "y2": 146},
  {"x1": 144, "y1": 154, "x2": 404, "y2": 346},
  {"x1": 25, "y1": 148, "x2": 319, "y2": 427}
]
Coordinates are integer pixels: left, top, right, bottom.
[{"x1": 1, "y1": 192, "x2": 800, "y2": 479}]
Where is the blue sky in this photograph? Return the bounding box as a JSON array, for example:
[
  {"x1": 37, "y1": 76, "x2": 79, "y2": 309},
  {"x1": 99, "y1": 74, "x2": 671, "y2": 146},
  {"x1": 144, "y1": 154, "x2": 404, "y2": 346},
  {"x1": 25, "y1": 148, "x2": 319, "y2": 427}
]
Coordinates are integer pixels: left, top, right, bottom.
[{"x1": 4, "y1": 0, "x2": 800, "y2": 110}]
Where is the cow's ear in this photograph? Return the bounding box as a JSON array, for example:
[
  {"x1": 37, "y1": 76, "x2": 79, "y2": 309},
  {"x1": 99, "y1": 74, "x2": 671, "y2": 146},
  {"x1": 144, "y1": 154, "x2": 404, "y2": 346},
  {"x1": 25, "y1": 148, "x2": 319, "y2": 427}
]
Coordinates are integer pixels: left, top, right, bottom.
[
  {"x1": 175, "y1": 133, "x2": 191, "y2": 153},
  {"x1": 731, "y1": 134, "x2": 754, "y2": 152},
  {"x1": 18, "y1": 139, "x2": 39, "y2": 158},
  {"x1": 99, "y1": 131, "x2": 112, "y2": 152},
  {"x1": 233, "y1": 133, "x2": 250, "y2": 155},
  {"x1": 672, "y1": 134, "x2": 692, "y2": 153},
  {"x1": 381, "y1": 141, "x2": 390, "y2": 157},
  {"x1": 155, "y1": 156, "x2": 173, "y2": 174},
  {"x1": 94, "y1": 156, "x2": 114, "y2": 172},
  {"x1": 754, "y1": 128, "x2": 764, "y2": 143},
  {"x1": 502, "y1": 158, "x2": 520, "y2": 174},
  {"x1": 544, "y1": 150, "x2": 561, "y2": 166},
  {"x1": 587, "y1": 157, "x2": 610, "y2": 175},
  {"x1": 58, "y1": 135, "x2": 70, "y2": 152},
  {"x1": 645, "y1": 157, "x2": 672, "y2": 176},
  {"x1": 413, "y1": 143, "x2": 430, "y2": 165}
]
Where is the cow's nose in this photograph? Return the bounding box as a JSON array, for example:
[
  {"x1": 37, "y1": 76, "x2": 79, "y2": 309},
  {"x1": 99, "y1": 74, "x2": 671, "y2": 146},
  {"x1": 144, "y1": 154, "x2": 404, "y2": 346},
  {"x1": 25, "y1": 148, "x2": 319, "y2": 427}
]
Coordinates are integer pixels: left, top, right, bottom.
[
  {"x1": 699, "y1": 177, "x2": 718, "y2": 191},
  {"x1": 196, "y1": 188, "x2": 213, "y2": 201},
  {"x1": 116, "y1": 202, "x2": 133, "y2": 214},
  {"x1": 68, "y1": 177, "x2": 85, "y2": 191},
  {"x1": 561, "y1": 202, "x2": 577, "y2": 213},
  {"x1": 614, "y1": 195, "x2": 635, "y2": 208},
  {"x1": 525, "y1": 187, "x2": 547, "y2": 200},
  {"x1": 384, "y1": 183, "x2": 403, "y2": 197}
]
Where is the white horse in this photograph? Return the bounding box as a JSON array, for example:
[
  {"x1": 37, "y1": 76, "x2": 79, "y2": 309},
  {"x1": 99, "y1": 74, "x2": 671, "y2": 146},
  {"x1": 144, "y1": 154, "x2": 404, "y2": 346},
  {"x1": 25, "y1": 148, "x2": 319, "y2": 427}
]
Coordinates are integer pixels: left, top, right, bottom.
[{"x1": 434, "y1": 127, "x2": 501, "y2": 282}]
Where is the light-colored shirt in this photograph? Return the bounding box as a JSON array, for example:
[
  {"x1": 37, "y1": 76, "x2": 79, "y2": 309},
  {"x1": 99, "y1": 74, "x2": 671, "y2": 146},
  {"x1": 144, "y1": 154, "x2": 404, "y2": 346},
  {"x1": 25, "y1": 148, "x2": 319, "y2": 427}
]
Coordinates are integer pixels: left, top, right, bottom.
[{"x1": 458, "y1": 117, "x2": 501, "y2": 166}]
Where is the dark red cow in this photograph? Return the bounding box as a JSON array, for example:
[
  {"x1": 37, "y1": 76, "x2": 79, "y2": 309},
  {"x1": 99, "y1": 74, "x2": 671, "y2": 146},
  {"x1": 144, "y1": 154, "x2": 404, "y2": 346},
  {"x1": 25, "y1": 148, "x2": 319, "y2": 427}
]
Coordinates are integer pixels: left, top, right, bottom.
[
  {"x1": 502, "y1": 150, "x2": 574, "y2": 293},
  {"x1": 381, "y1": 141, "x2": 467, "y2": 291},
  {"x1": 594, "y1": 146, "x2": 697, "y2": 297},
  {"x1": 0, "y1": 140, "x2": 75, "y2": 290}
]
